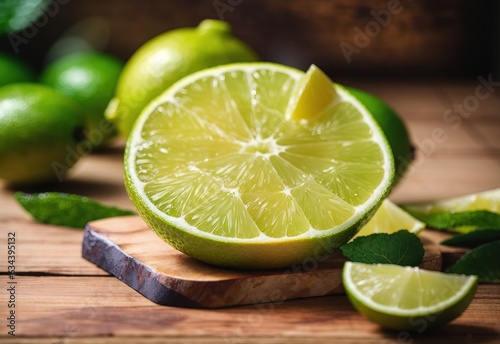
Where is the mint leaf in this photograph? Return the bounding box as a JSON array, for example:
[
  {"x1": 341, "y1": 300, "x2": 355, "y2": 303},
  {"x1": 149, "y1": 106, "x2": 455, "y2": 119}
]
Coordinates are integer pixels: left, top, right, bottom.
[
  {"x1": 441, "y1": 227, "x2": 500, "y2": 248},
  {"x1": 15, "y1": 192, "x2": 134, "y2": 228},
  {"x1": 402, "y1": 209, "x2": 500, "y2": 233},
  {"x1": 341, "y1": 230, "x2": 424, "y2": 266},
  {"x1": 446, "y1": 240, "x2": 500, "y2": 283}
]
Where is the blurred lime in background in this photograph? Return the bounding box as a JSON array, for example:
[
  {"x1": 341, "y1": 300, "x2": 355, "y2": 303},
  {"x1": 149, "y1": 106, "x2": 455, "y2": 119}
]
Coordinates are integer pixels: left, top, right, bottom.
[
  {"x1": 106, "y1": 19, "x2": 260, "y2": 138},
  {"x1": 0, "y1": 83, "x2": 85, "y2": 185},
  {"x1": 0, "y1": 52, "x2": 35, "y2": 86},
  {"x1": 40, "y1": 52, "x2": 124, "y2": 147}
]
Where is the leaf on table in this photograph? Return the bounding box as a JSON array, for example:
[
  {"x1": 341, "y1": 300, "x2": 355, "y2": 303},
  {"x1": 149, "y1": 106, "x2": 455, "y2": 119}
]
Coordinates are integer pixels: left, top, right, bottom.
[
  {"x1": 340, "y1": 230, "x2": 424, "y2": 266},
  {"x1": 441, "y1": 227, "x2": 500, "y2": 248},
  {"x1": 402, "y1": 209, "x2": 500, "y2": 233},
  {"x1": 446, "y1": 240, "x2": 500, "y2": 283},
  {"x1": 15, "y1": 192, "x2": 135, "y2": 228}
]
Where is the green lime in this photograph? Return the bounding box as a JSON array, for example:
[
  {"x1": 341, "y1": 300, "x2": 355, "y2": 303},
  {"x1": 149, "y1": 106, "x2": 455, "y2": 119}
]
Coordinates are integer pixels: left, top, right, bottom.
[
  {"x1": 0, "y1": 53, "x2": 35, "y2": 87},
  {"x1": 106, "y1": 19, "x2": 259, "y2": 138},
  {"x1": 40, "y1": 52, "x2": 124, "y2": 147},
  {"x1": 343, "y1": 262, "x2": 478, "y2": 331},
  {"x1": 125, "y1": 63, "x2": 394, "y2": 269},
  {"x1": 0, "y1": 83, "x2": 85, "y2": 185},
  {"x1": 347, "y1": 87, "x2": 413, "y2": 185}
]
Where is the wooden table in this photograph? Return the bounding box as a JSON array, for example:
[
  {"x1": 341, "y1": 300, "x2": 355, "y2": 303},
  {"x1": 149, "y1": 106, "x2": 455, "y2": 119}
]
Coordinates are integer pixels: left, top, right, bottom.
[{"x1": 1, "y1": 80, "x2": 499, "y2": 343}]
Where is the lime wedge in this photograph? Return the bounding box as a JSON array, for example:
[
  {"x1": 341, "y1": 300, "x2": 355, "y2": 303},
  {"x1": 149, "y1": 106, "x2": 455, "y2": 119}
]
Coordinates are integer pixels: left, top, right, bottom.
[
  {"x1": 285, "y1": 64, "x2": 339, "y2": 121},
  {"x1": 403, "y1": 189, "x2": 500, "y2": 234},
  {"x1": 125, "y1": 63, "x2": 394, "y2": 269},
  {"x1": 353, "y1": 199, "x2": 425, "y2": 239},
  {"x1": 403, "y1": 210, "x2": 500, "y2": 234},
  {"x1": 403, "y1": 189, "x2": 500, "y2": 214},
  {"x1": 343, "y1": 262, "x2": 478, "y2": 331}
]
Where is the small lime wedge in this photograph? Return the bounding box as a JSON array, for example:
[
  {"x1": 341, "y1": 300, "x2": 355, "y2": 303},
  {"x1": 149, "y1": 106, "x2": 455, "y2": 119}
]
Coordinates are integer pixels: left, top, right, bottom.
[
  {"x1": 403, "y1": 189, "x2": 500, "y2": 214},
  {"x1": 403, "y1": 210, "x2": 500, "y2": 233},
  {"x1": 353, "y1": 199, "x2": 425, "y2": 239},
  {"x1": 343, "y1": 262, "x2": 478, "y2": 331},
  {"x1": 286, "y1": 64, "x2": 339, "y2": 121}
]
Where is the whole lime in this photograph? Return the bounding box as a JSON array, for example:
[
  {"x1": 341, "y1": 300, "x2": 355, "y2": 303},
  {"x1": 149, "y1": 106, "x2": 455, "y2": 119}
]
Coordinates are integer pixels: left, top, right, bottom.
[
  {"x1": 106, "y1": 19, "x2": 259, "y2": 138},
  {"x1": 347, "y1": 87, "x2": 414, "y2": 185},
  {"x1": 40, "y1": 52, "x2": 124, "y2": 147},
  {"x1": 0, "y1": 53, "x2": 35, "y2": 87},
  {"x1": 0, "y1": 83, "x2": 86, "y2": 185}
]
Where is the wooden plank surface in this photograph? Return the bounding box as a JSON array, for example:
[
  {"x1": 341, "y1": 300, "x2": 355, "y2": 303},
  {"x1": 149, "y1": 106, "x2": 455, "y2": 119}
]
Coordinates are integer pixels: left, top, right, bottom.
[
  {"x1": 0, "y1": 80, "x2": 499, "y2": 342},
  {"x1": 0, "y1": 276, "x2": 498, "y2": 342},
  {"x1": 81, "y1": 216, "x2": 443, "y2": 308}
]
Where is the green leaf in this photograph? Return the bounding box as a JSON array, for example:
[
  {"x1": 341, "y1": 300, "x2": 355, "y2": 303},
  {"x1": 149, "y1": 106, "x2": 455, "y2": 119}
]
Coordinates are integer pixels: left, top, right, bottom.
[
  {"x1": 441, "y1": 227, "x2": 500, "y2": 248},
  {"x1": 340, "y1": 230, "x2": 424, "y2": 266},
  {"x1": 402, "y1": 209, "x2": 500, "y2": 233},
  {"x1": 446, "y1": 240, "x2": 500, "y2": 283},
  {"x1": 15, "y1": 192, "x2": 134, "y2": 228}
]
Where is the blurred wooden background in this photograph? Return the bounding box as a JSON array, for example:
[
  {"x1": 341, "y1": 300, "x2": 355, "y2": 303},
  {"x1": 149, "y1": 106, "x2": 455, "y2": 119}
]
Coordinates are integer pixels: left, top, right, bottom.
[{"x1": 0, "y1": 0, "x2": 498, "y2": 78}]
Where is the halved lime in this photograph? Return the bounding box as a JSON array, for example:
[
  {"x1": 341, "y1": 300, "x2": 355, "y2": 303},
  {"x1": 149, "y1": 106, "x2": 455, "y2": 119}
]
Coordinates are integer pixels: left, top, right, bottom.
[
  {"x1": 353, "y1": 199, "x2": 425, "y2": 239},
  {"x1": 343, "y1": 262, "x2": 478, "y2": 331},
  {"x1": 125, "y1": 63, "x2": 394, "y2": 269}
]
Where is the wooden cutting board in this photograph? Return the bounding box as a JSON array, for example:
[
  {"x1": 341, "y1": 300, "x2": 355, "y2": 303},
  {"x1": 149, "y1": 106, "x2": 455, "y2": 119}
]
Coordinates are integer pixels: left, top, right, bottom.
[{"x1": 82, "y1": 216, "x2": 464, "y2": 309}]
